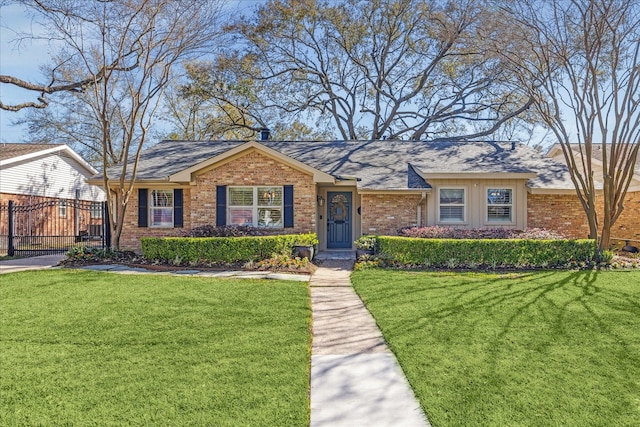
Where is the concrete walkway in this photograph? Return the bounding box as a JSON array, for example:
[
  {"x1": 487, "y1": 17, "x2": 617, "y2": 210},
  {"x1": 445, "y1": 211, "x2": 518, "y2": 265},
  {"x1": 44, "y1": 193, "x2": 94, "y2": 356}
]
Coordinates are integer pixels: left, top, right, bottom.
[
  {"x1": 0, "y1": 254, "x2": 67, "y2": 275},
  {"x1": 310, "y1": 259, "x2": 430, "y2": 427}
]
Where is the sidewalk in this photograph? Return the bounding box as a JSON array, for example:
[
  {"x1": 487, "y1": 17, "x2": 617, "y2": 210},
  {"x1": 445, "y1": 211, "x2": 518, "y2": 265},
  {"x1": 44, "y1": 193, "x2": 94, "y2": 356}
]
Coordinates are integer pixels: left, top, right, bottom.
[
  {"x1": 0, "y1": 254, "x2": 67, "y2": 275},
  {"x1": 310, "y1": 259, "x2": 430, "y2": 427}
]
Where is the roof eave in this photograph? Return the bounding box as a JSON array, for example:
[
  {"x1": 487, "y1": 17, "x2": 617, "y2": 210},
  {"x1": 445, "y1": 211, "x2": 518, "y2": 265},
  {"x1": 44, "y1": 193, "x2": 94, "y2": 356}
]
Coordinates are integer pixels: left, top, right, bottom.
[
  {"x1": 357, "y1": 188, "x2": 432, "y2": 194},
  {"x1": 420, "y1": 172, "x2": 537, "y2": 179},
  {"x1": 0, "y1": 144, "x2": 98, "y2": 175}
]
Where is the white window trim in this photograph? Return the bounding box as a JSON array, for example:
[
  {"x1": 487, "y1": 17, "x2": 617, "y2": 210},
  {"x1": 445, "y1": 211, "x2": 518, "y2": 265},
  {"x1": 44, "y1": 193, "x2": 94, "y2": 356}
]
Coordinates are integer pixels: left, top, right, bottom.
[
  {"x1": 149, "y1": 189, "x2": 174, "y2": 228},
  {"x1": 58, "y1": 201, "x2": 67, "y2": 218},
  {"x1": 227, "y1": 186, "x2": 284, "y2": 228},
  {"x1": 437, "y1": 186, "x2": 467, "y2": 224},
  {"x1": 485, "y1": 186, "x2": 516, "y2": 225}
]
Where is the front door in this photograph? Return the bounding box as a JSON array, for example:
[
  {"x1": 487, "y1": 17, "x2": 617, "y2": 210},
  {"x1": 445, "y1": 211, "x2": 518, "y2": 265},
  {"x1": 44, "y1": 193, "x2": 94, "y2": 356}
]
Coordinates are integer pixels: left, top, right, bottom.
[{"x1": 327, "y1": 192, "x2": 352, "y2": 249}]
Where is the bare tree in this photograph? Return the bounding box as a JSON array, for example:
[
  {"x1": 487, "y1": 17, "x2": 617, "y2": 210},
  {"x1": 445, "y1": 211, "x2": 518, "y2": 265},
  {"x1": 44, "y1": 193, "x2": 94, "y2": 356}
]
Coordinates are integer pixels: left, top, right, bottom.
[
  {"x1": 194, "y1": 0, "x2": 533, "y2": 141},
  {"x1": 160, "y1": 60, "x2": 336, "y2": 140},
  {"x1": 497, "y1": 0, "x2": 640, "y2": 251},
  {"x1": 4, "y1": 0, "x2": 225, "y2": 249}
]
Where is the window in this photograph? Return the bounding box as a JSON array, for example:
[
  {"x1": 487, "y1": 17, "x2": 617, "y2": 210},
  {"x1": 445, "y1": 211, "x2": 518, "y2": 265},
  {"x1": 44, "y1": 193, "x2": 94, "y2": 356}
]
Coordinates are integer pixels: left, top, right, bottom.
[
  {"x1": 90, "y1": 202, "x2": 103, "y2": 219},
  {"x1": 439, "y1": 188, "x2": 465, "y2": 223},
  {"x1": 487, "y1": 188, "x2": 513, "y2": 223},
  {"x1": 149, "y1": 190, "x2": 173, "y2": 227},
  {"x1": 58, "y1": 200, "x2": 67, "y2": 218},
  {"x1": 228, "y1": 186, "x2": 283, "y2": 227}
]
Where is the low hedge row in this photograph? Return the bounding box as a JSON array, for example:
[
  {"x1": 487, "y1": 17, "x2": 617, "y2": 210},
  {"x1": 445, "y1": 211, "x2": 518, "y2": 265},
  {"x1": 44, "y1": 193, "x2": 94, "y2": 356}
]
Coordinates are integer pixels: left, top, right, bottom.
[
  {"x1": 376, "y1": 236, "x2": 598, "y2": 268},
  {"x1": 141, "y1": 233, "x2": 318, "y2": 264}
]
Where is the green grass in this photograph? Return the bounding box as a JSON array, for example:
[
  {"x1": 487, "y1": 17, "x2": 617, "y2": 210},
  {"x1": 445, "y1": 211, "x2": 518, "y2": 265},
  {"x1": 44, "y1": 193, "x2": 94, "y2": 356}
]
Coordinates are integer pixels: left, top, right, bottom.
[
  {"x1": 352, "y1": 269, "x2": 640, "y2": 427},
  {"x1": 0, "y1": 270, "x2": 311, "y2": 426}
]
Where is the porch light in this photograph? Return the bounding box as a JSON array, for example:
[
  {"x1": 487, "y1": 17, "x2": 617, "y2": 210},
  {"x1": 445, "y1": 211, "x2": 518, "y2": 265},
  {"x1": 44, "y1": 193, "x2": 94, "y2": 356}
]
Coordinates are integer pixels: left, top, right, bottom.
[{"x1": 317, "y1": 195, "x2": 325, "y2": 207}]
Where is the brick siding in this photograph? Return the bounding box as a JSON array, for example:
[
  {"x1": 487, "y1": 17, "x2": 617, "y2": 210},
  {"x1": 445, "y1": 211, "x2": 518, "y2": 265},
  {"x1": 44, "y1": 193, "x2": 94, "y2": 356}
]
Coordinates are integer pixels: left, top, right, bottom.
[
  {"x1": 527, "y1": 191, "x2": 640, "y2": 241},
  {"x1": 119, "y1": 150, "x2": 316, "y2": 252},
  {"x1": 119, "y1": 188, "x2": 192, "y2": 252},
  {"x1": 361, "y1": 194, "x2": 421, "y2": 235}
]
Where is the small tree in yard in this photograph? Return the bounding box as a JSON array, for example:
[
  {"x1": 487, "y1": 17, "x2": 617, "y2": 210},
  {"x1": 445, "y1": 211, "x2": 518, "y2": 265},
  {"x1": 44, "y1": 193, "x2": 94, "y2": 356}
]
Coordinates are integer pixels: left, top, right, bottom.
[
  {"x1": 497, "y1": 0, "x2": 640, "y2": 251},
  {"x1": 0, "y1": 0, "x2": 225, "y2": 249}
]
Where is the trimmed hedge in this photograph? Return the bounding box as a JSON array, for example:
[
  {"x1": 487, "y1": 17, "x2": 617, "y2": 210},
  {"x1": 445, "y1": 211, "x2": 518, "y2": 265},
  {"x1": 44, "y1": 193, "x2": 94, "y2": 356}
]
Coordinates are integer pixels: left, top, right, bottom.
[
  {"x1": 141, "y1": 233, "x2": 318, "y2": 264},
  {"x1": 377, "y1": 236, "x2": 598, "y2": 268}
]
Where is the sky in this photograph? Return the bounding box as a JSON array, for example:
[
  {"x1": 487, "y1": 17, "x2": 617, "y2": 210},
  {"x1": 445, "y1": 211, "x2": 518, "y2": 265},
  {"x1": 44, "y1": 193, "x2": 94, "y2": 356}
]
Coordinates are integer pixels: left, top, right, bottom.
[
  {"x1": 0, "y1": 3, "x2": 50, "y2": 143},
  {"x1": 0, "y1": 1, "x2": 568, "y2": 148},
  {"x1": 0, "y1": 1, "x2": 267, "y2": 144}
]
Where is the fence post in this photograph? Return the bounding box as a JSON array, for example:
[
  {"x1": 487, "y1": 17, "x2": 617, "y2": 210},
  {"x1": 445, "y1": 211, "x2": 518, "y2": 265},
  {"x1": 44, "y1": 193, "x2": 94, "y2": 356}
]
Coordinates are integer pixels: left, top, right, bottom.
[
  {"x1": 8, "y1": 200, "x2": 14, "y2": 256},
  {"x1": 103, "y1": 202, "x2": 111, "y2": 249},
  {"x1": 74, "y1": 189, "x2": 80, "y2": 238}
]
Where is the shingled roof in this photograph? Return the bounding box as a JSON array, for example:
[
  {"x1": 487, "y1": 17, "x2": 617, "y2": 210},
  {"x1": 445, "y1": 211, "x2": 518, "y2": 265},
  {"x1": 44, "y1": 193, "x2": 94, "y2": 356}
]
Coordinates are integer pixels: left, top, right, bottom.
[
  {"x1": 0, "y1": 143, "x2": 65, "y2": 162},
  {"x1": 103, "y1": 139, "x2": 575, "y2": 191}
]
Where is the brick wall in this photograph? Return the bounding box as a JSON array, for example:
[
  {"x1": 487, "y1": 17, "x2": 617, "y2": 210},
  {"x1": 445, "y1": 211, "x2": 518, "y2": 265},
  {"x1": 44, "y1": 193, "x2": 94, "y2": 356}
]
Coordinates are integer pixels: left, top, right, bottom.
[
  {"x1": 611, "y1": 191, "x2": 640, "y2": 241},
  {"x1": 527, "y1": 194, "x2": 589, "y2": 238},
  {"x1": 118, "y1": 150, "x2": 316, "y2": 252},
  {"x1": 361, "y1": 194, "x2": 421, "y2": 235},
  {"x1": 119, "y1": 188, "x2": 192, "y2": 252},
  {"x1": 527, "y1": 191, "x2": 640, "y2": 241},
  {"x1": 190, "y1": 151, "x2": 315, "y2": 232}
]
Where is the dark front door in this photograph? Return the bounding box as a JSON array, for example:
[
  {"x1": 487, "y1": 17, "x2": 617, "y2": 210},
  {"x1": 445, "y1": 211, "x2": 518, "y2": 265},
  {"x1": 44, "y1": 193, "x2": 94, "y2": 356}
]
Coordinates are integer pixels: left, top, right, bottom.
[{"x1": 327, "y1": 192, "x2": 352, "y2": 249}]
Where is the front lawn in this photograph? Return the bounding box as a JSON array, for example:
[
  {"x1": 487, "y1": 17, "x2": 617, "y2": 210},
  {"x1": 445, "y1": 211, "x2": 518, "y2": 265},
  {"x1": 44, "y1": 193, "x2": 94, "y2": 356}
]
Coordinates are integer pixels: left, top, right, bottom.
[
  {"x1": 352, "y1": 269, "x2": 640, "y2": 427},
  {"x1": 0, "y1": 270, "x2": 311, "y2": 426}
]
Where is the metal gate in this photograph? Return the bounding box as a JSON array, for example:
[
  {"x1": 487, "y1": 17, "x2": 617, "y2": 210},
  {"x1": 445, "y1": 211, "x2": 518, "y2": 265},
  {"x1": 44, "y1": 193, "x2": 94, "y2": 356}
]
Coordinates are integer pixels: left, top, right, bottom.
[{"x1": 1, "y1": 199, "x2": 110, "y2": 257}]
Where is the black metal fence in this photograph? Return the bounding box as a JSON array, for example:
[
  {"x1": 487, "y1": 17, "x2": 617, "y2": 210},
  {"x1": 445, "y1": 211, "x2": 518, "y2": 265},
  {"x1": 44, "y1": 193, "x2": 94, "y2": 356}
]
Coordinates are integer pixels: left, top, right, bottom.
[{"x1": 1, "y1": 199, "x2": 110, "y2": 257}]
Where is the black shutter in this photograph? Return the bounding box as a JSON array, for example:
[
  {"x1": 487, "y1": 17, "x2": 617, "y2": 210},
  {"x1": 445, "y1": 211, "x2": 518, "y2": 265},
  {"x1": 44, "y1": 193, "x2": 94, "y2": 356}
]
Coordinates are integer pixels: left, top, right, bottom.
[
  {"x1": 173, "y1": 189, "x2": 183, "y2": 228},
  {"x1": 138, "y1": 188, "x2": 148, "y2": 227},
  {"x1": 284, "y1": 185, "x2": 294, "y2": 228},
  {"x1": 216, "y1": 185, "x2": 227, "y2": 226}
]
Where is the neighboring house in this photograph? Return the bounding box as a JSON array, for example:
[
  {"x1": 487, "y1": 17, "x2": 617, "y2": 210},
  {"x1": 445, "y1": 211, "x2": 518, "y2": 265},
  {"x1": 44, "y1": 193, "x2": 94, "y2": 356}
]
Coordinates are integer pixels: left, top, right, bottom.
[
  {"x1": 546, "y1": 144, "x2": 640, "y2": 242},
  {"x1": 0, "y1": 144, "x2": 106, "y2": 245},
  {"x1": 91, "y1": 137, "x2": 636, "y2": 253}
]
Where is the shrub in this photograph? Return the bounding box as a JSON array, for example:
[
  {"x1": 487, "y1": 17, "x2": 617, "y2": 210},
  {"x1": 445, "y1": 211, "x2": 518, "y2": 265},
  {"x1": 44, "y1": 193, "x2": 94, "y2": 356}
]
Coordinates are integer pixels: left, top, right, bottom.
[
  {"x1": 141, "y1": 233, "x2": 318, "y2": 264},
  {"x1": 354, "y1": 235, "x2": 377, "y2": 250},
  {"x1": 66, "y1": 245, "x2": 115, "y2": 262},
  {"x1": 186, "y1": 225, "x2": 267, "y2": 237},
  {"x1": 377, "y1": 236, "x2": 597, "y2": 269},
  {"x1": 398, "y1": 226, "x2": 566, "y2": 240},
  {"x1": 254, "y1": 255, "x2": 309, "y2": 271}
]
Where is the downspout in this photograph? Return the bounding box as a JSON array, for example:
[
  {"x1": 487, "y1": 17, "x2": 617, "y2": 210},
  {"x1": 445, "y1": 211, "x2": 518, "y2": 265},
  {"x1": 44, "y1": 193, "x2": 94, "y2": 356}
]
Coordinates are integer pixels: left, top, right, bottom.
[{"x1": 417, "y1": 191, "x2": 426, "y2": 226}]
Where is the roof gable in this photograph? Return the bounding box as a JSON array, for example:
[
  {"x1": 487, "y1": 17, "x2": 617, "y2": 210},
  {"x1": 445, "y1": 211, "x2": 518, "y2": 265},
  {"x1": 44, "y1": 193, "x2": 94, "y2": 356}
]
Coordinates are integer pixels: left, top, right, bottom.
[
  {"x1": 169, "y1": 141, "x2": 334, "y2": 183},
  {"x1": 0, "y1": 143, "x2": 98, "y2": 176}
]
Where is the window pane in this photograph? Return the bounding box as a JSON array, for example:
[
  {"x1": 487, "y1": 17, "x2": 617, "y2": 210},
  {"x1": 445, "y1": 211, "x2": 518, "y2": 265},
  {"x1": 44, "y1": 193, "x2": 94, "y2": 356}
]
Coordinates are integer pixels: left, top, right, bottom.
[
  {"x1": 487, "y1": 189, "x2": 512, "y2": 205},
  {"x1": 151, "y1": 190, "x2": 173, "y2": 207},
  {"x1": 258, "y1": 208, "x2": 282, "y2": 227},
  {"x1": 229, "y1": 208, "x2": 254, "y2": 226},
  {"x1": 440, "y1": 189, "x2": 464, "y2": 204},
  {"x1": 440, "y1": 206, "x2": 464, "y2": 222},
  {"x1": 229, "y1": 188, "x2": 253, "y2": 206},
  {"x1": 258, "y1": 187, "x2": 282, "y2": 206},
  {"x1": 90, "y1": 202, "x2": 103, "y2": 218},
  {"x1": 488, "y1": 206, "x2": 512, "y2": 222},
  {"x1": 151, "y1": 207, "x2": 173, "y2": 227}
]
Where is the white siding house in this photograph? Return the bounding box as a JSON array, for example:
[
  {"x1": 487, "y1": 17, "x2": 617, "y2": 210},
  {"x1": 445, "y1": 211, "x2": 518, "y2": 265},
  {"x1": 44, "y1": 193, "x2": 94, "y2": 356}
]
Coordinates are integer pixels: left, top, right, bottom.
[{"x1": 0, "y1": 144, "x2": 105, "y2": 202}]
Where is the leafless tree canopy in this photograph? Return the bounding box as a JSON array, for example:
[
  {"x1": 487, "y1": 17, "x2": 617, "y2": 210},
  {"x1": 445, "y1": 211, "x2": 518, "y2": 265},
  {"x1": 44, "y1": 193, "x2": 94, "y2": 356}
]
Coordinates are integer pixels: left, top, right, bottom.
[
  {"x1": 2, "y1": 0, "x2": 225, "y2": 249},
  {"x1": 498, "y1": 0, "x2": 640, "y2": 250},
  {"x1": 188, "y1": 0, "x2": 533, "y2": 141}
]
